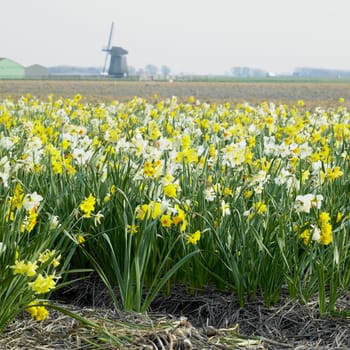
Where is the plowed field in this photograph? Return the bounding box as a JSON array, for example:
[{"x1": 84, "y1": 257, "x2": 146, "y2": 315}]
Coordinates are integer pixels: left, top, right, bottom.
[{"x1": 1, "y1": 80, "x2": 350, "y2": 107}]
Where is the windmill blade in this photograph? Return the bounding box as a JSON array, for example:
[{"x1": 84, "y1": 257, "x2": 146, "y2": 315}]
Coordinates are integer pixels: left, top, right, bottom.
[
  {"x1": 107, "y1": 22, "x2": 114, "y2": 50},
  {"x1": 102, "y1": 52, "x2": 109, "y2": 74},
  {"x1": 102, "y1": 22, "x2": 114, "y2": 75}
]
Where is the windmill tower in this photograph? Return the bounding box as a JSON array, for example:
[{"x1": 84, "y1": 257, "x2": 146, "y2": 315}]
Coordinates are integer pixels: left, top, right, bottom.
[{"x1": 102, "y1": 22, "x2": 128, "y2": 77}]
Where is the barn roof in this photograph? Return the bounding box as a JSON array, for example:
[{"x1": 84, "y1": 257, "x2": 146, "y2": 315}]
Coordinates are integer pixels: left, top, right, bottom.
[
  {"x1": 26, "y1": 64, "x2": 47, "y2": 69},
  {"x1": 0, "y1": 57, "x2": 24, "y2": 66}
]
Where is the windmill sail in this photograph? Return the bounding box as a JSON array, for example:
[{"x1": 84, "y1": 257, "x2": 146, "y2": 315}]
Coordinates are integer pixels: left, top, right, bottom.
[{"x1": 102, "y1": 22, "x2": 114, "y2": 74}]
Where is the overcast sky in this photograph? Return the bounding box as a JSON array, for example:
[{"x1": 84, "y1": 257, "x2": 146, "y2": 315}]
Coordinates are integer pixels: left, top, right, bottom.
[{"x1": 1, "y1": 0, "x2": 350, "y2": 74}]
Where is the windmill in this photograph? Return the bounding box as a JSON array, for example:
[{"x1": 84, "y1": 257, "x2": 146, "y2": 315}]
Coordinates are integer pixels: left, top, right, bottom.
[{"x1": 102, "y1": 22, "x2": 128, "y2": 77}]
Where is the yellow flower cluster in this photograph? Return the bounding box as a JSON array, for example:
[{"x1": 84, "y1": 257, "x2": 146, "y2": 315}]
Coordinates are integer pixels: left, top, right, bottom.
[
  {"x1": 326, "y1": 166, "x2": 343, "y2": 182},
  {"x1": 10, "y1": 249, "x2": 60, "y2": 321},
  {"x1": 6, "y1": 184, "x2": 24, "y2": 222},
  {"x1": 79, "y1": 194, "x2": 96, "y2": 218},
  {"x1": 11, "y1": 260, "x2": 38, "y2": 277},
  {"x1": 26, "y1": 301, "x2": 49, "y2": 321},
  {"x1": 29, "y1": 273, "x2": 57, "y2": 294},
  {"x1": 298, "y1": 212, "x2": 334, "y2": 246},
  {"x1": 136, "y1": 201, "x2": 188, "y2": 232},
  {"x1": 319, "y1": 212, "x2": 332, "y2": 245},
  {"x1": 6, "y1": 184, "x2": 43, "y2": 233},
  {"x1": 187, "y1": 230, "x2": 201, "y2": 245},
  {"x1": 299, "y1": 229, "x2": 311, "y2": 245}
]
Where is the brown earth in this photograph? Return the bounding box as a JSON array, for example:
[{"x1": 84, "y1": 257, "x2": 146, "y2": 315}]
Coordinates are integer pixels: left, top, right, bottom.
[
  {"x1": 1, "y1": 80, "x2": 350, "y2": 107},
  {"x1": 2, "y1": 276, "x2": 350, "y2": 349}
]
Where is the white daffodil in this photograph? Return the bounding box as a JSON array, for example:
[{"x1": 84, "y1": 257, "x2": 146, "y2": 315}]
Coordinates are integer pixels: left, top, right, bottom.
[
  {"x1": 294, "y1": 194, "x2": 323, "y2": 213},
  {"x1": 23, "y1": 192, "x2": 44, "y2": 211}
]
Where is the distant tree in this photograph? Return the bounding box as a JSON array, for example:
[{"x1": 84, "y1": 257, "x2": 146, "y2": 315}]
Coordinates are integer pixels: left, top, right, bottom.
[
  {"x1": 235, "y1": 67, "x2": 250, "y2": 77},
  {"x1": 160, "y1": 65, "x2": 171, "y2": 78},
  {"x1": 231, "y1": 66, "x2": 266, "y2": 78},
  {"x1": 127, "y1": 65, "x2": 136, "y2": 76},
  {"x1": 145, "y1": 64, "x2": 158, "y2": 77},
  {"x1": 48, "y1": 66, "x2": 100, "y2": 75},
  {"x1": 293, "y1": 67, "x2": 350, "y2": 78},
  {"x1": 136, "y1": 68, "x2": 145, "y2": 76}
]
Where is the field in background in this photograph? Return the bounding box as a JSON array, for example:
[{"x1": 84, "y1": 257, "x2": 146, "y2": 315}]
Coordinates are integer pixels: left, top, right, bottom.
[{"x1": 1, "y1": 79, "x2": 350, "y2": 106}]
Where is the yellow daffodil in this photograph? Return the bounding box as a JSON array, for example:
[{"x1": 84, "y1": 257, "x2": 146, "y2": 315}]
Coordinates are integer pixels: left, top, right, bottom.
[
  {"x1": 11, "y1": 260, "x2": 38, "y2": 277},
  {"x1": 187, "y1": 230, "x2": 201, "y2": 245},
  {"x1": 29, "y1": 273, "x2": 58, "y2": 294},
  {"x1": 79, "y1": 194, "x2": 96, "y2": 218}
]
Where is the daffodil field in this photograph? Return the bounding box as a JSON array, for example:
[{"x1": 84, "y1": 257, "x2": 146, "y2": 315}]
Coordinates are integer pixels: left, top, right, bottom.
[{"x1": 1, "y1": 94, "x2": 350, "y2": 332}]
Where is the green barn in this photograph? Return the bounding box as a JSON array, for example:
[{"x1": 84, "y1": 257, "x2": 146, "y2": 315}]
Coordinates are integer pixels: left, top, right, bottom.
[{"x1": 0, "y1": 58, "x2": 25, "y2": 79}]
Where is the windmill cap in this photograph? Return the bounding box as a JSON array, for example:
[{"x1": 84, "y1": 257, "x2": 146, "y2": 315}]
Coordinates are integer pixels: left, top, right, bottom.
[{"x1": 106, "y1": 46, "x2": 128, "y2": 55}]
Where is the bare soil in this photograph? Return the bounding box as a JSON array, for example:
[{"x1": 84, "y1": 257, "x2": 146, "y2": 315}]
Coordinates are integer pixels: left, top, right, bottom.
[
  {"x1": 1, "y1": 80, "x2": 350, "y2": 107},
  {"x1": 2, "y1": 277, "x2": 350, "y2": 349}
]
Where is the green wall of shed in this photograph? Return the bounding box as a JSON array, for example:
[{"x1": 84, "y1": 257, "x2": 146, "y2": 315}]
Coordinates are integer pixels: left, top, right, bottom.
[{"x1": 0, "y1": 59, "x2": 25, "y2": 79}]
